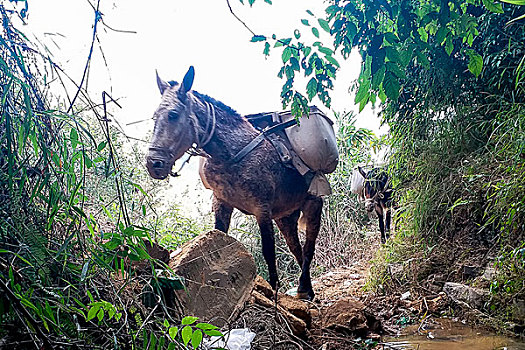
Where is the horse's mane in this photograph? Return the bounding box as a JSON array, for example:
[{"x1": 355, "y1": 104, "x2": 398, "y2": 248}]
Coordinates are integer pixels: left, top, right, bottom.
[
  {"x1": 168, "y1": 80, "x2": 240, "y2": 118},
  {"x1": 192, "y1": 90, "x2": 240, "y2": 117}
]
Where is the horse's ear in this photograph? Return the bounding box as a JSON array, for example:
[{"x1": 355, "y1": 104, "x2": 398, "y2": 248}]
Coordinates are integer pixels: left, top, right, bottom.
[
  {"x1": 156, "y1": 70, "x2": 170, "y2": 94},
  {"x1": 180, "y1": 66, "x2": 195, "y2": 94},
  {"x1": 358, "y1": 166, "x2": 367, "y2": 178}
]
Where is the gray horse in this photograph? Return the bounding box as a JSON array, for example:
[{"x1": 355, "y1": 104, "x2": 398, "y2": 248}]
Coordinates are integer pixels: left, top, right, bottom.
[{"x1": 146, "y1": 66, "x2": 323, "y2": 300}]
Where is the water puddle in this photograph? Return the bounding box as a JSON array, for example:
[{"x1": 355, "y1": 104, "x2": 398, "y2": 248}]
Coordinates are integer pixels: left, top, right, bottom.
[{"x1": 383, "y1": 318, "x2": 525, "y2": 350}]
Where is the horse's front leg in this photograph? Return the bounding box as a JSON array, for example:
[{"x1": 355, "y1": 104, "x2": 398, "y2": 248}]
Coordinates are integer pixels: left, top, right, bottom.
[
  {"x1": 298, "y1": 196, "x2": 323, "y2": 301},
  {"x1": 256, "y1": 212, "x2": 278, "y2": 291},
  {"x1": 385, "y1": 205, "x2": 391, "y2": 241},
  {"x1": 212, "y1": 196, "x2": 233, "y2": 233}
]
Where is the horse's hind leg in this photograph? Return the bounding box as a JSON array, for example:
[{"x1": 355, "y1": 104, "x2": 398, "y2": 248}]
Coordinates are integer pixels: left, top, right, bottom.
[
  {"x1": 256, "y1": 212, "x2": 279, "y2": 291},
  {"x1": 298, "y1": 196, "x2": 323, "y2": 300},
  {"x1": 213, "y1": 196, "x2": 233, "y2": 233},
  {"x1": 376, "y1": 205, "x2": 386, "y2": 244},
  {"x1": 275, "y1": 210, "x2": 303, "y2": 268}
]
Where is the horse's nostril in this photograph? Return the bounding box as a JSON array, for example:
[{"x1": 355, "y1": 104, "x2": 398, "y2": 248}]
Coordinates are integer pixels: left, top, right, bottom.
[{"x1": 152, "y1": 160, "x2": 164, "y2": 169}]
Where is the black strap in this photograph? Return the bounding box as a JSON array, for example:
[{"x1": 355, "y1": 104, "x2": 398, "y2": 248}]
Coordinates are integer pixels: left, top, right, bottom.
[{"x1": 230, "y1": 119, "x2": 298, "y2": 164}]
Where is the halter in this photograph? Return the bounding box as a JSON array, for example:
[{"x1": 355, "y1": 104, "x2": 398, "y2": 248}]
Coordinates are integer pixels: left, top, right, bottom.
[
  {"x1": 148, "y1": 94, "x2": 217, "y2": 177},
  {"x1": 362, "y1": 175, "x2": 390, "y2": 210}
]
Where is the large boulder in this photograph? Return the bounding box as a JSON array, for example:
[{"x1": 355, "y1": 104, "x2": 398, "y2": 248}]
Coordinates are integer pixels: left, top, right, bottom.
[
  {"x1": 443, "y1": 282, "x2": 489, "y2": 309},
  {"x1": 169, "y1": 230, "x2": 257, "y2": 326},
  {"x1": 322, "y1": 298, "x2": 369, "y2": 335}
]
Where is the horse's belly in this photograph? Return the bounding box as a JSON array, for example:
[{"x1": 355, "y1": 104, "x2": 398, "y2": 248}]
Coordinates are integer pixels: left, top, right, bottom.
[{"x1": 200, "y1": 160, "x2": 307, "y2": 218}]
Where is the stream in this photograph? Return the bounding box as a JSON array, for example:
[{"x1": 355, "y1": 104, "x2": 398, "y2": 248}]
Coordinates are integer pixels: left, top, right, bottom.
[{"x1": 383, "y1": 318, "x2": 525, "y2": 350}]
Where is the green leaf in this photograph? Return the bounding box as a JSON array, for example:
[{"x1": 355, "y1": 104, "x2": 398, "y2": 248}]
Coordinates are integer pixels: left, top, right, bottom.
[
  {"x1": 385, "y1": 46, "x2": 400, "y2": 63},
  {"x1": 87, "y1": 305, "x2": 100, "y2": 321},
  {"x1": 325, "y1": 55, "x2": 340, "y2": 68},
  {"x1": 294, "y1": 29, "x2": 301, "y2": 39},
  {"x1": 181, "y1": 316, "x2": 199, "y2": 325},
  {"x1": 467, "y1": 51, "x2": 483, "y2": 78},
  {"x1": 386, "y1": 62, "x2": 406, "y2": 80},
  {"x1": 354, "y1": 79, "x2": 370, "y2": 104},
  {"x1": 181, "y1": 326, "x2": 192, "y2": 346},
  {"x1": 482, "y1": 0, "x2": 504, "y2": 13},
  {"x1": 70, "y1": 128, "x2": 79, "y2": 148},
  {"x1": 191, "y1": 330, "x2": 203, "y2": 349},
  {"x1": 312, "y1": 27, "x2": 320, "y2": 38},
  {"x1": 384, "y1": 32, "x2": 398, "y2": 44},
  {"x1": 445, "y1": 37, "x2": 454, "y2": 55},
  {"x1": 264, "y1": 0, "x2": 272, "y2": 3},
  {"x1": 263, "y1": 42, "x2": 270, "y2": 56},
  {"x1": 359, "y1": 94, "x2": 369, "y2": 112},
  {"x1": 500, "y1": 0, "x2": 525, "y2": 3},
  {"x1": 302, "y1": 46, "x2": 312, "y2": 57},
  {"x1": 435, "y1": 27, "x2": 448, "y2": 45},
  {"x1": 168, "y1": 326, "x2": 179, "y2": 340},
  {"x1": 383, "y1": 71, "x2": 400, "y2": 100},
  {"x1": 204, "y1": 329, "x2": 224, "y2": 337},
  {"x1": 318, "y1": 18, "x2": 330, "y2": 33},
  {"x1": 326, "y1": 5, "x2": 340, "y2": 15},
  {"x1": 372, "y1": 66, "x2": 386, "y2": 90},
  {"x1": 417, "y1": 27, "x2": 428, "y2": 42},
  {"x1": 416, "y1": 52, "x2": 430, "y2": 67},
  {"x1": 195, "y1": 323, "x2": 218, "y2": 330},
  {"x1": 282, "y1": 47, "x2": 292, "y2": 63},
  {"x1": 250, "y1": 35, "x2": 266, "y2": 42},
  {"x1": 318, "y1": 46, "x2": 333, "y2": 55},
  {"x1": 306, "y1": 9, "x2": 314, "y2": 16},
  {"x1": 248, "y1": 0, "x2": 255, "y2": 6},
  {"x1": 97, "y1": 308, "x2": 104, "y2": 322},
  {"x1": 301, "y1": 19, "x2": 310, "y2": 26},
  {"x1": 97, "y1": 141, "x2": 106, "y2": 152},
  {"x1": 306, "y1": 78, "x2": 318, "y2": 100}
]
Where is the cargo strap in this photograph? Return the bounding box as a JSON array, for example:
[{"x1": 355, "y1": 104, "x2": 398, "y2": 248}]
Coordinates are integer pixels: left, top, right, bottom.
[{"x1": 230, "y1": 118, "x2": 298, "y2": 164}]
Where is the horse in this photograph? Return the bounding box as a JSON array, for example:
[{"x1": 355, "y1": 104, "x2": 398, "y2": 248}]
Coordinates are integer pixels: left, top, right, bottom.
[
  {"x1": 146, "y1": 66, "x2": 323, "y2": 300},
  {"x1": 357, "y1": 166, "x2": 392, "y2": 244}
]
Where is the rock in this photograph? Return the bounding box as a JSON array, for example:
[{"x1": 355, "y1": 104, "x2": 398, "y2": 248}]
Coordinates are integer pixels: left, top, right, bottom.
[
  {"x1": 322, "y1": 297, "x2": 368, "y2": 335},
  {"x1": 169, "y1": 230, "x2": 256, "y2": 327},
  {"x1": 279, "y1": 294, "x2": 311, "y2": 327},
  {"x1": 462, "y1": 265, "x2": 481, "y2": 280},
  {"x1": 443, "y1": 282, "x2": 489, "y2": 309},
  {"x1": 482, "y1": 266, "x2": 496, "y2": 281},
  {"x1": 253, "y1": 275, "x2": 274, "y2": 299},
  {"x1": 251, "y1": 290, "x2": 308, "y2": 336}
]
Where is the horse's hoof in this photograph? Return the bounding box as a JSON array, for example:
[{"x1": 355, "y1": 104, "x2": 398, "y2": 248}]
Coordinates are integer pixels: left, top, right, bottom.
[{"x1": 297, "y1": 291, "x2": 314, "y2": 301}]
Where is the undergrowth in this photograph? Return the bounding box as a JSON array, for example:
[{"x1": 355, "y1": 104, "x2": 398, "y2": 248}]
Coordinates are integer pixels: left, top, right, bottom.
[
  {"x1": 368, "y1": 6, "x2": 525, "y2": 330},
  {"x1": 0, "y1": 4, "x2": 209, "y2": 348}
]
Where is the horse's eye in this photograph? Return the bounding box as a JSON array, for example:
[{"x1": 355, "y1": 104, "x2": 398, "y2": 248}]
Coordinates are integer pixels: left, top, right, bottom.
[{"x1": 168, "y1": 110, "x2": 179, "y2": 120}]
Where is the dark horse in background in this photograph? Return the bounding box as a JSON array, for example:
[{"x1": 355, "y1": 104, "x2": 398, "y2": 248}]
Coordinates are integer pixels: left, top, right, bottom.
[
  {"x1": 358, "y1": 166, "x2": 392, "y2": 244},
  {"x1": 146, "y1": 66, "x2": 323, "y2": 300}
]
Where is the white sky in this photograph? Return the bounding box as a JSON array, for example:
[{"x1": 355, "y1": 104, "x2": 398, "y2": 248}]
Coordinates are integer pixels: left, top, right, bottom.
[
  {"x1": 22, "y1": 0, "x2": 384, "y2": 135},
  {"x1": 15, "y1": 0, "x2": 386, "y2": 218}
]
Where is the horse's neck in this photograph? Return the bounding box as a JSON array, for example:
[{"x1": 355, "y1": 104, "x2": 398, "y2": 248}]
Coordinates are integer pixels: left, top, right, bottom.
[{"x1": 192, "y1": 97, "x2": 258, "y2": 162}]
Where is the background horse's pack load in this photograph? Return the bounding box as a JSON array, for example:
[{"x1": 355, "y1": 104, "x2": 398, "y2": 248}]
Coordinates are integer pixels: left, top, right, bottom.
[
  {"x1": 351, "y1": 167, "x2": 366, "y2": 199},
  {"x1": 245, "y1": 106, "x2": 339, "y2": 196}
]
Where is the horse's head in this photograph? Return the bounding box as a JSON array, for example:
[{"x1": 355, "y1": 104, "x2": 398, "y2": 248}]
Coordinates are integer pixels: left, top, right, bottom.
[
  {"x1": 358, "y1": 166, "x2": 389, "y2": 212},
  {"x1": 146, "y1": 66, "x2": 196, "y2": 179}
]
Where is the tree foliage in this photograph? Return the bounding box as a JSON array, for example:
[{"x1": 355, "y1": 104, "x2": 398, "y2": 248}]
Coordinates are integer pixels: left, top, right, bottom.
[{"x1": 242, "y1": 0, "x2": 524, "y2": 114}]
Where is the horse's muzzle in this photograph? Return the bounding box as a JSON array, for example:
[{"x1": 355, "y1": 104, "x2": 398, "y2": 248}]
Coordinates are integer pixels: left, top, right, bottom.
[{"x1": 146, "y1": 156, "x2": 170, "y2": 179}]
